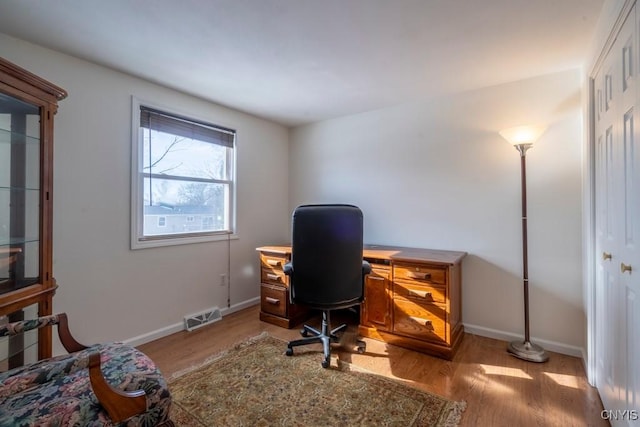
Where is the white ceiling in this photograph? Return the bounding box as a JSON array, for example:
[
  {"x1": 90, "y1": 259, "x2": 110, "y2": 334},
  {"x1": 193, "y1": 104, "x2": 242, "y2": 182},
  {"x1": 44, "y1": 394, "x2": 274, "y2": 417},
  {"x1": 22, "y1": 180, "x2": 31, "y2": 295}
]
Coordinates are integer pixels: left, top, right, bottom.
[{"x1": 0, "y1": 0, "x2": 603, "y2": 127}]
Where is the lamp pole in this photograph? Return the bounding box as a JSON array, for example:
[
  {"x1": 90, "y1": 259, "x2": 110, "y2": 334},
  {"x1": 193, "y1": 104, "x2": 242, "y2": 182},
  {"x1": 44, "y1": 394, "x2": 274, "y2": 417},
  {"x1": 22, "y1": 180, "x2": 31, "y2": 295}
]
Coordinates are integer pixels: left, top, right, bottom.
[{"x1": 507, "y1": 143, "x2": 549, "y2": 363}]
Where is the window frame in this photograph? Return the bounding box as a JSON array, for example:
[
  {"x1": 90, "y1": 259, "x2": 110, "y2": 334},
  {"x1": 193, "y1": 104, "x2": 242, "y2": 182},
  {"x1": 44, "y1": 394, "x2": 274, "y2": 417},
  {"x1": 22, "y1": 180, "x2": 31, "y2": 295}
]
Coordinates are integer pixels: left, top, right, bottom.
[{"x1": 130, "y1": 97, "x2": 237, "y2": 249}]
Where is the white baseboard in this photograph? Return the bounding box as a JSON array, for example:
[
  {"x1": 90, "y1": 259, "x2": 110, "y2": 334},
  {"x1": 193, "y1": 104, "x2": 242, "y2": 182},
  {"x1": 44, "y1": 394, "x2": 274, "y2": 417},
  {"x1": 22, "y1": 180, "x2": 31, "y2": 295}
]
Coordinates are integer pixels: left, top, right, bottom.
[
  {"x1": 124, "y1": 305, "x2": 589, "y2": 367},
  {"x1": 463, "y1": 323, "x2": 585, "y2": 359},
  {"x1": 124, "y1": 322, "x2": 185, "y2": 348},
  {"x1": 124, "y1": 297, "x2": 260, "y2": 347},
  {"x1": 220, "y1": 297, "x2": 260, "y2": 317}
]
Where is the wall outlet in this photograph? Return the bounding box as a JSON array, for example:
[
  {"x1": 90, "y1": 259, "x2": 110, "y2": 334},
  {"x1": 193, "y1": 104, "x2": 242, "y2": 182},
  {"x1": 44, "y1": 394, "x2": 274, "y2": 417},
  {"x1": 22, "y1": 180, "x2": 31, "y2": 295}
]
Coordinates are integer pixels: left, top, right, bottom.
[{"x1": 220, "y1": 273, "x2": 226, "y2": 287}]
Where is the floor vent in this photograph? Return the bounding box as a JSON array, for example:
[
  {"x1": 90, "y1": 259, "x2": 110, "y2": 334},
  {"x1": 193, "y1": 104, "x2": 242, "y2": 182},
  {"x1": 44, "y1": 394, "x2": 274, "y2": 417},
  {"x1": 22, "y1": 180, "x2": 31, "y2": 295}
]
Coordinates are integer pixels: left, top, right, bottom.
[{"x1": 183, "y1": 307, "x2": 222, "y2": 331}]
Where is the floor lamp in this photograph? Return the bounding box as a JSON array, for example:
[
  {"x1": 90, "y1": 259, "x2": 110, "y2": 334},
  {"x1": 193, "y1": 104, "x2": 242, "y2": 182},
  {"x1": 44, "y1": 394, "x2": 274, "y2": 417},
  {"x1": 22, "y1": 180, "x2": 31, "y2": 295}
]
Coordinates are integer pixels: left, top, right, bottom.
[{"x1": 499, "y1": 125, "x2": 549, "y2": 363}]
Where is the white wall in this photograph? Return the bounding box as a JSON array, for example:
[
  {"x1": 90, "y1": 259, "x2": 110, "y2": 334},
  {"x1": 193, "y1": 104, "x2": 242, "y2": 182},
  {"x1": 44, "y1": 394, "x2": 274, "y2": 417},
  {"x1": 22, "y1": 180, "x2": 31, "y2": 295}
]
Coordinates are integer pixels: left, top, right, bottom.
[
  {"x1": 290, "y1": 69, "x2": 585, "y2": 354},
  {"x1": 0, "y1": 31, "x2": 588, "y2": 356},
  {"x1": 0, "y1": 33, "x2": 290, "y2": 349}
]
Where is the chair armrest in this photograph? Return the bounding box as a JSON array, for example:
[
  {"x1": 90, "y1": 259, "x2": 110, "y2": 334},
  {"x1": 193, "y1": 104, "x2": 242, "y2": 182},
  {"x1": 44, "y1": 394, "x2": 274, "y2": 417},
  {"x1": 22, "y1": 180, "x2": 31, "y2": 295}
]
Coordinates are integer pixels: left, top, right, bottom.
[
  {"x1": 0, "y1": 314, "x2": 59, "y2": 337},
  {"x1": 88, "y1": 352, "x2": 147, "y2": 423},
  {"x1": 57, "y1": 313, "x2": 89, "y2": 353},
  {"x1": 283, "y1": 262, "x2": 293, "y2": 276},
  {"x1": 0, "y1": 312, "x2": 88, "y2": 353},
  {"x1": 362, "y1": 260, "x2": 372, "y2": 275}
]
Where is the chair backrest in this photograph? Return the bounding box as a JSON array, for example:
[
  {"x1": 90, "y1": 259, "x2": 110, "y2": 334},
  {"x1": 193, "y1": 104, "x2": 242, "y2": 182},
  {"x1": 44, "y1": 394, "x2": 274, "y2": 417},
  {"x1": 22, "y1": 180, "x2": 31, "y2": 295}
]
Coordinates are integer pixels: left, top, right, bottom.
[{"x1": 289, "y1": 204, "x2": 365, "y2": 309}]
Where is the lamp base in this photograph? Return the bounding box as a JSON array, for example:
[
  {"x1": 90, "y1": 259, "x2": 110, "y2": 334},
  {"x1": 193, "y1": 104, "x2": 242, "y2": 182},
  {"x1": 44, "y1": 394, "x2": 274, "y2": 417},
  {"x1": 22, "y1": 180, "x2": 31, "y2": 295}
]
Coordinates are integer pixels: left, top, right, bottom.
[{"x1": 508, "y1": 340, "x2": 549, "y2": 363}]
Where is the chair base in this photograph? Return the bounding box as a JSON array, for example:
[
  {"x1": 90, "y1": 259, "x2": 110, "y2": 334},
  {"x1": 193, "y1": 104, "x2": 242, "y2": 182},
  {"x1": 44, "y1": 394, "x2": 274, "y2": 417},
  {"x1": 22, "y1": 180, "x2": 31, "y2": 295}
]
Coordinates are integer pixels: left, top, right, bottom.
[{"x1": 285, "y1": 310, "x2": 365, "y2": 368}]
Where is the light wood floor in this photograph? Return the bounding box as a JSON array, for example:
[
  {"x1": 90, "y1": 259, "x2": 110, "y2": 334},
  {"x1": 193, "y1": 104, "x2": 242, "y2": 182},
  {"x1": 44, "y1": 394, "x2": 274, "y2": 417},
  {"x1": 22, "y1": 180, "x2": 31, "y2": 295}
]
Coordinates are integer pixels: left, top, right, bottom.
[{"x1": 138, "y1": 305, "x2": 607, "y2": 427}]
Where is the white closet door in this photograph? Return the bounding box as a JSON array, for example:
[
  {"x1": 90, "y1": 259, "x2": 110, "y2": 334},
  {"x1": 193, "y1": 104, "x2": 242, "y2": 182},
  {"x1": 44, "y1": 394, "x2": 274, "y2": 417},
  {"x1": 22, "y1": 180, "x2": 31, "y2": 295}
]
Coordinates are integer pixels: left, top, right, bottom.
[
  {"x1": 620, "y1": 7, "x2": 640, "y2": 415},
  {"x1": 594, "y1": 29, "x2": 622, "y2": 414},
  {"x1": 594, "y1": 5, "x2": 640, "y2": 424}
]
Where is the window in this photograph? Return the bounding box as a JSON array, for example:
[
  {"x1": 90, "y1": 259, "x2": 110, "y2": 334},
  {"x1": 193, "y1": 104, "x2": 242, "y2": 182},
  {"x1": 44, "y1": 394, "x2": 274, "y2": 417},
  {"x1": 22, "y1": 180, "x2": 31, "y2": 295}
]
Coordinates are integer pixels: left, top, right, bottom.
[{"x1": 131, "y1": 98, "x2": 236, "y2": 249}]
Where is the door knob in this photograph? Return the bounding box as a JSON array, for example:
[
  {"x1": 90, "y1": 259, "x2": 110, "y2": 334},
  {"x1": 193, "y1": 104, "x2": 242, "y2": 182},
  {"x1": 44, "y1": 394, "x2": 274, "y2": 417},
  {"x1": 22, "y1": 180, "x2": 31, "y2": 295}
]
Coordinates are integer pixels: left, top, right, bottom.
[
  {"x1": 621, "y1": 263, "x2": 633, "y2": 274},
  {"x1": 603, "y1": 252, "x2": 612, "y2": 261}
]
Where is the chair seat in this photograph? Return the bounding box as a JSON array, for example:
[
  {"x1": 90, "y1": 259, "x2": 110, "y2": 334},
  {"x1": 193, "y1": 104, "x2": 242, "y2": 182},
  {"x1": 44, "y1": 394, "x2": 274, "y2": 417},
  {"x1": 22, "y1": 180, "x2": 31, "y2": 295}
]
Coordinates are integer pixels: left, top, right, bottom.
[
  {"x1": 303, "y1": 297, "x2": 363, "y2": 311},
  {"x1": 0, "y1": 343, "x2": 172, "y2": 427}
]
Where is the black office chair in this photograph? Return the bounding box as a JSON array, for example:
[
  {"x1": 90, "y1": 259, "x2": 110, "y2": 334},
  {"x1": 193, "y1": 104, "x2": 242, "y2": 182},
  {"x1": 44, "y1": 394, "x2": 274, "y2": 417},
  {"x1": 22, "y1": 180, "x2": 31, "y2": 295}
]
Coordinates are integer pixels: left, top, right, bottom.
[{"x1": 283, "y1": 204, "x2": 371, "y2": 368}]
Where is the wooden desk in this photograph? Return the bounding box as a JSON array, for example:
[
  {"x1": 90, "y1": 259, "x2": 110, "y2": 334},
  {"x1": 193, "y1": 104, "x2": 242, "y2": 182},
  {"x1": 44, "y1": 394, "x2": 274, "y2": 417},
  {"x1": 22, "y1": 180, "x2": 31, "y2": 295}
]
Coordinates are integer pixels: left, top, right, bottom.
[{"x1": 256, "y1": 245, "x2": 467, "y2": 360}]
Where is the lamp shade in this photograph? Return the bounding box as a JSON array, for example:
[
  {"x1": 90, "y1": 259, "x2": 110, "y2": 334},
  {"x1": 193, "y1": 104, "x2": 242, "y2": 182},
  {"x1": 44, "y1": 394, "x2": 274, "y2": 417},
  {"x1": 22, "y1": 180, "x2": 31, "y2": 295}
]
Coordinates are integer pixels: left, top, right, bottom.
[{"x1": 499, "y1": 125, "x2": 545, "y2": 146}]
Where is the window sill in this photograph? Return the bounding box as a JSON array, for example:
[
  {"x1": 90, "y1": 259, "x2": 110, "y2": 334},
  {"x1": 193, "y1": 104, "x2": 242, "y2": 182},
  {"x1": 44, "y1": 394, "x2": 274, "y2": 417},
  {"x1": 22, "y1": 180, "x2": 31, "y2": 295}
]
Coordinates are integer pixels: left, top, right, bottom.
[{"x1": 131, "y1": 233, "x2": 238, "y2": 250}]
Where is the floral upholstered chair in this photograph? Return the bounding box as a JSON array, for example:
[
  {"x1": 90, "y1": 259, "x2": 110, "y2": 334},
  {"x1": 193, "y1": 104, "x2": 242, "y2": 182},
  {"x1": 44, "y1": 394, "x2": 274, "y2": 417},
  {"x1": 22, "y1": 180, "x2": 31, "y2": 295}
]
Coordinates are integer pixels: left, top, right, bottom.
[{"x1": 0, "y1": 313, "x2": 174, "y2": 426}]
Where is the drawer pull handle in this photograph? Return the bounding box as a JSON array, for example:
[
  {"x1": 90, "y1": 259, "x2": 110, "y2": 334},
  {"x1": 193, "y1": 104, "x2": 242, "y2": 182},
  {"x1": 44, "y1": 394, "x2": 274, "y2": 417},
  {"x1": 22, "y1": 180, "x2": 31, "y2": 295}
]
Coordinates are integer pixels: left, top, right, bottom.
[
  {"x1": 621, "y1": 263, "x2": 633, "y2": 274},
  {"x1": 266, "y1": 273, "x2": 281, "y2": 281},
  {"x1": 408, "y1": 290, "x2": 432, "y2": 299},
  {"x1": 369, "y1": 276, "x2": 385, "y2": 282},
  {"x1": 406, "y1": 272, "x2": 431, "y2": 280},
  {"x1": 409, "y1": 316, "x2": 432, "y2": 327},
  {"x1": 265, "y1": 297, "x2": 280, "y2": 305},
  {"x1": 603, "y1": 252, "x2": 612, "y2": 261},
  {"x1": 267, "y1": 259, "x2": 282, "y2": 267}
]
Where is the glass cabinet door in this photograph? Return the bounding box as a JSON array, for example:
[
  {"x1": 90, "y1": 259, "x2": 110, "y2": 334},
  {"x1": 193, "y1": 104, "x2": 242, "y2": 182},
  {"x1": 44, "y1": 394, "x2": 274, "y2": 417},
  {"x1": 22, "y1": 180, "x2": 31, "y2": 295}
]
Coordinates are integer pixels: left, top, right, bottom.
[
  {"x1": 0, "y1": 92, "x2": 41, "y2": 295},
  {"x1": 0, "y1": 303, "x2": 39, "y2": 372},
  {"x1": 0, "y1": 56, "x2": 66, "y2": 362}
]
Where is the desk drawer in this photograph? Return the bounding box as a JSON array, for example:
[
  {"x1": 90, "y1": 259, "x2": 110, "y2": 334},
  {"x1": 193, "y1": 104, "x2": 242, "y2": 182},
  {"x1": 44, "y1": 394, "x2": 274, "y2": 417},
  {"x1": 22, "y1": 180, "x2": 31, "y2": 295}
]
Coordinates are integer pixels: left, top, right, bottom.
[
  {"x1": 261, "y1": 268, "x2": 287, "y2": 286},
  {"x1": 393, "y1": 263, "x2": 446, "y2": 285},
  {"x1": 260, "y1": 253, "x2": 288, "y2": 270},
  {"x1": 393, "y1": 298, "x2": 446, "y2": 343},
  {"x1": 261, "y1": 284, "x2": 287, "y2": 317},
  {"x1": 394, "y1": 280, "x2": 445, "y2": 303}
]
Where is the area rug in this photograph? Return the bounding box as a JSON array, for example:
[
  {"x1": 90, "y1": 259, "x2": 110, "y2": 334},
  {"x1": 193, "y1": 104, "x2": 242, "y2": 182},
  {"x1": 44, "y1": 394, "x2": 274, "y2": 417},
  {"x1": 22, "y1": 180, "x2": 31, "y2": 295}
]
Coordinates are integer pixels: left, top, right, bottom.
[{"x1": 167, "y1": 333, "x2": 466, "y2": 426}]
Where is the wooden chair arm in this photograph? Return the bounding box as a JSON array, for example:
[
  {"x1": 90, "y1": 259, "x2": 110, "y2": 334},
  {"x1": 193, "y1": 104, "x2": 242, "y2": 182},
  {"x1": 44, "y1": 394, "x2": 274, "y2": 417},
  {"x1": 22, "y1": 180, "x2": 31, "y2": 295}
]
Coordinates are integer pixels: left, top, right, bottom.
[
  {"x1": 88, "y1": 352, "x2": 147, "y2": 423},
  {"x1": 56, "y1": 313, "x2": 89, "y2": 353},
  {"x1": 0, "y1": 312, "x2": 88, "y2": 353}
]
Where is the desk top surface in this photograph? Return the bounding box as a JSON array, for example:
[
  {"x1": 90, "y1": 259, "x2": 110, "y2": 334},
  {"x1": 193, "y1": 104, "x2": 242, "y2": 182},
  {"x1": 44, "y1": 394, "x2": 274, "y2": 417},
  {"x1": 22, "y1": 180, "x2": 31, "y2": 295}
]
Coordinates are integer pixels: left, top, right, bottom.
[{"x1": 257, "y1": 244, "x2": 466, "y2": 265}]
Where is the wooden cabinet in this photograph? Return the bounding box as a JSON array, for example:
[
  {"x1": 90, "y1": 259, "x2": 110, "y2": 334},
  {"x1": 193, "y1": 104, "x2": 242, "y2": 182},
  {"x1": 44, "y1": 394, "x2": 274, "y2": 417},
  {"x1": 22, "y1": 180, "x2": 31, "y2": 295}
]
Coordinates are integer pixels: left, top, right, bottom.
[
  {"x1": 257, "y1": 244, "x2": 466, "y2": 359},
  {"x1": 256, "y1": 246, "x2": 310, "y2": 328},
  {"x1": 359, "y1": 248, "x2": 465, "y2": 360},
  {"x1": 391, "y1": 262, "x2": 451, "y2": 345},
  {"x1": 0, "y1": 57, "x2": 67, "y2": 364},
  {"x1": 360, "y1": 261, "x2": 391, "y2": 330}
]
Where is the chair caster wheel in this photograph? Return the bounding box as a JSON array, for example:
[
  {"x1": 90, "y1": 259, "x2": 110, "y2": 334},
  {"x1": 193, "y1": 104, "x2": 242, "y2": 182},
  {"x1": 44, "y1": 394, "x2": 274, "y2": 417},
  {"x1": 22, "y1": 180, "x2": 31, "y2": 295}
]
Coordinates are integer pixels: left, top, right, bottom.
[
  {"x1": 356, "y1": 339, "x2": 366, "y2": 354},
  {"x1": 321, "y1": 358, "x2": 330, "y2": 369},
  {"x1": 286, "y1": 347, "x2": 293, "y2": 356},
  {"x1": 300, "y1": 328, "x2": 309, "y2": 337},
  {"x1": 357, "y1": 346, "x2": 365, "y2": 354}
]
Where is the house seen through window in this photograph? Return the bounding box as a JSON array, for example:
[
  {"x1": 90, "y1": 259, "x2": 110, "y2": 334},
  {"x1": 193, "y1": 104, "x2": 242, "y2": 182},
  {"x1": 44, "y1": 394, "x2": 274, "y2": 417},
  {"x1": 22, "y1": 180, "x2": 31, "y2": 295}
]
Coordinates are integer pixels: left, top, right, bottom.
[{"x1": 131, "y1": 100, "x2": 236, "y2": 248}]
